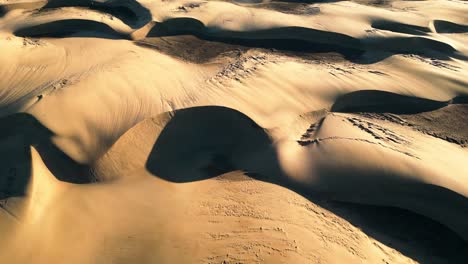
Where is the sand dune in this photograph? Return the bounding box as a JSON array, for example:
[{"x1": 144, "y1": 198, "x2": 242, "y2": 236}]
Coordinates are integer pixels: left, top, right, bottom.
[
  {"x1": 330, "y1": 90, "x2": 452, "y2": 113},
  {"x1": 0, "y1": 0, "x2": 467, "y2": 263},
  {"x1": 44, "y1": 0, "x2": 152, "y2": 28},
  {"x1": 14, "y1": 19, "x2": 130, "y2": 39}
]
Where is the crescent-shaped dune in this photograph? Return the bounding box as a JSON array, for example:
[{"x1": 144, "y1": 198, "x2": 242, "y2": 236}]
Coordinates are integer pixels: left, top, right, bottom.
[{"x1": 0, "y1": 0, "x2": 467, "y2": 263}]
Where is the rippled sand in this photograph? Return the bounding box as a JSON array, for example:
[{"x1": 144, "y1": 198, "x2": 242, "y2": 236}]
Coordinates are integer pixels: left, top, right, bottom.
[{"x1": 0, "y1": 0, "x2": 467, "y2": 263}]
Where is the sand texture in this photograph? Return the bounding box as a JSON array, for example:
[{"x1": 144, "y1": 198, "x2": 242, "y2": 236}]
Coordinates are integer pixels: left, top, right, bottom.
[{"x1": 0, "y1": 0, "x2": 467, "y2": 263}]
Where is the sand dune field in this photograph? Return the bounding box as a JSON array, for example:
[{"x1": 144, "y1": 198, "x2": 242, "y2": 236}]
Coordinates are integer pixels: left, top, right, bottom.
[{"x1": 0, "y1": 0, "x2": 467, "y2": 263}]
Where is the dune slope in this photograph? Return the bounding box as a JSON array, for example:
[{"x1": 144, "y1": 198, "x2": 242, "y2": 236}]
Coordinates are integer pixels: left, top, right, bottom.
[{"x1": 0, "y1": 0, "x2": 467, "y2": 263}]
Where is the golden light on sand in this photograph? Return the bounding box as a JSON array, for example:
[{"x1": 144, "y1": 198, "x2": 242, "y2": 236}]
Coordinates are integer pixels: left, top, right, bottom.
[{"x1": 0, "y1": 0, "x2": 467, "y2": 263}]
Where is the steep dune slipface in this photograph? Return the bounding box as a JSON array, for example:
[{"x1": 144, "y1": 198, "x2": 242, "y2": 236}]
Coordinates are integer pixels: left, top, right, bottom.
[{"x1": 0, "y1": 0, "x2": 468, "y2": 263}]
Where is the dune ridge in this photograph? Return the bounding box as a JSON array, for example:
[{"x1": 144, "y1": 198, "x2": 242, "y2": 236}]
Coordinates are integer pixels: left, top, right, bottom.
[{"x1": 0, "y1": 0, "x2": 467, "y2": 263}]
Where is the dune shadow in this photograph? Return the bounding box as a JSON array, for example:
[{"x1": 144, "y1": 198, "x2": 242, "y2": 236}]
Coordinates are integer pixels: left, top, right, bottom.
[
  {"x1": 145, "y1": 106, "x2": 283, "y2": 183},
  {"x1": 4, "y1": 0, "x2": 152, "y2": 39},
  {"x1": 330, "y1": 90, "x2": 450, "y2": 114},
  {"x1": 371, "y1": 20, "x2": 431, "y2": 36},
  {"x1": 144, "y1": 17, "x2": 460, "y2": 64},
  {"x1": 144, "y1": 105, "x2": 468, "y2": 263},
  {"x1": 14, "y1": 19, "x2": 130, "y2": 39},
  {"x1": 433, "y1": 20, "x2": 468, "y2": 34},
  {"x1": 0, "y1": 107, "x2": 462, "y2": 261},
  {"x1": 0, "y1": 113, "x2": 94, "y2": 201},
  {"x1": 146, "y1": 18, "x2": 367, "y2": 61},
  {"x1": 451, "y1": 96, "x2": 468, "y2": 104},
  {"x1": 43, "y1": 0, "x2": 151, "y2": 29},
  {"x1": 323, "y1": 201, "x2": 468, "y2": 263},
  {"x1": 365, "y1": 36, "x2": 457, "y2": 57}
]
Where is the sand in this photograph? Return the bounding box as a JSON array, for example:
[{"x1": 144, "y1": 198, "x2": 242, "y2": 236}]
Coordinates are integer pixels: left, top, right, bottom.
[{"x1": 0, "y1": 0, "x2": 467, "y2": 263}]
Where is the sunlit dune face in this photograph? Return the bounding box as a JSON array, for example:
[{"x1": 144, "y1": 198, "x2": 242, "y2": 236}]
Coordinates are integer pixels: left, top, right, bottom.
[{"x1": 0, "y1": 0, "x2": 467, "y2": 263}]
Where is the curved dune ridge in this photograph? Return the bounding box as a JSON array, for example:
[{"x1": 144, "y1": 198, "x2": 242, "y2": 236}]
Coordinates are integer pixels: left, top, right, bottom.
[
  {"x1": 97, "y1": 105, "x2": 468, "y2": 243},
  {"x1": 1, "y1": 0, "x2": 468, "y2": 263},
  {"x1": 145, "y1": 18, "x2": 460, "y2": 58},
  {"x1": 14, "y1": 19, "x2": 130, "y2": 39},
  {"x1": 330, "y1": 90, "x2": 452, "y2": 114},
  {"x1": 43, "y1": 0, "x2": 152, "y2": 28}
]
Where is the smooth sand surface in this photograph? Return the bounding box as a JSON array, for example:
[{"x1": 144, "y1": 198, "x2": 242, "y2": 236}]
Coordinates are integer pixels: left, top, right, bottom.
[{"x1": 0, "y1": 0, "x2": 467, "y2": 263}]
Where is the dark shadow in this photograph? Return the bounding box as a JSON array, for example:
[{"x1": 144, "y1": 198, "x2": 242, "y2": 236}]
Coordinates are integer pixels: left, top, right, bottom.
[
  {"x1": 295, "y1": 181, "x2": 468, "y2": 263},
  {"x1": 365, "y1": 36, "x2": 457, "y2": 55},
  {"x1": 14, "y1": 19, "x2": 130, "y2": 39},
  {"x1": 0, "y1": 113, "x2": 94, "y2": 200},
  {"x1": 331, "y1": 90, "x2": 449, "y2": 114},
  {"x1": 2, "y1": 0, "x2": 151, "y2": 37},
  {"x1": 452, "y1": 96, "x2": 468, "y2": 104},
  {"x1": 145, "y1": 17, "x2": 460, "y2": 64},
  {"x1": 145, "y1": 106, "x2": 281, "y2": 183},
  {"x1": 321, "y1": 201, "x2": 468, "y2": 263},
  {"x1": 371, "y1": 20, "x2": 430, "y2": 35},
  {"x1": 144, "y1": 105, "x2": 468, "y2": 263},
  {"x1": 42, "y1": 0, "x2": 152, "y2": 29},
  {"x1": 433, "y1": 20, "x2": 468, "y2": 34},
  {"x1": 0, "y1": 6, "x2": 6, "y2": 18},
  {"x1": 146, "y1": 18, "x2": 367, "y2": 61}
]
